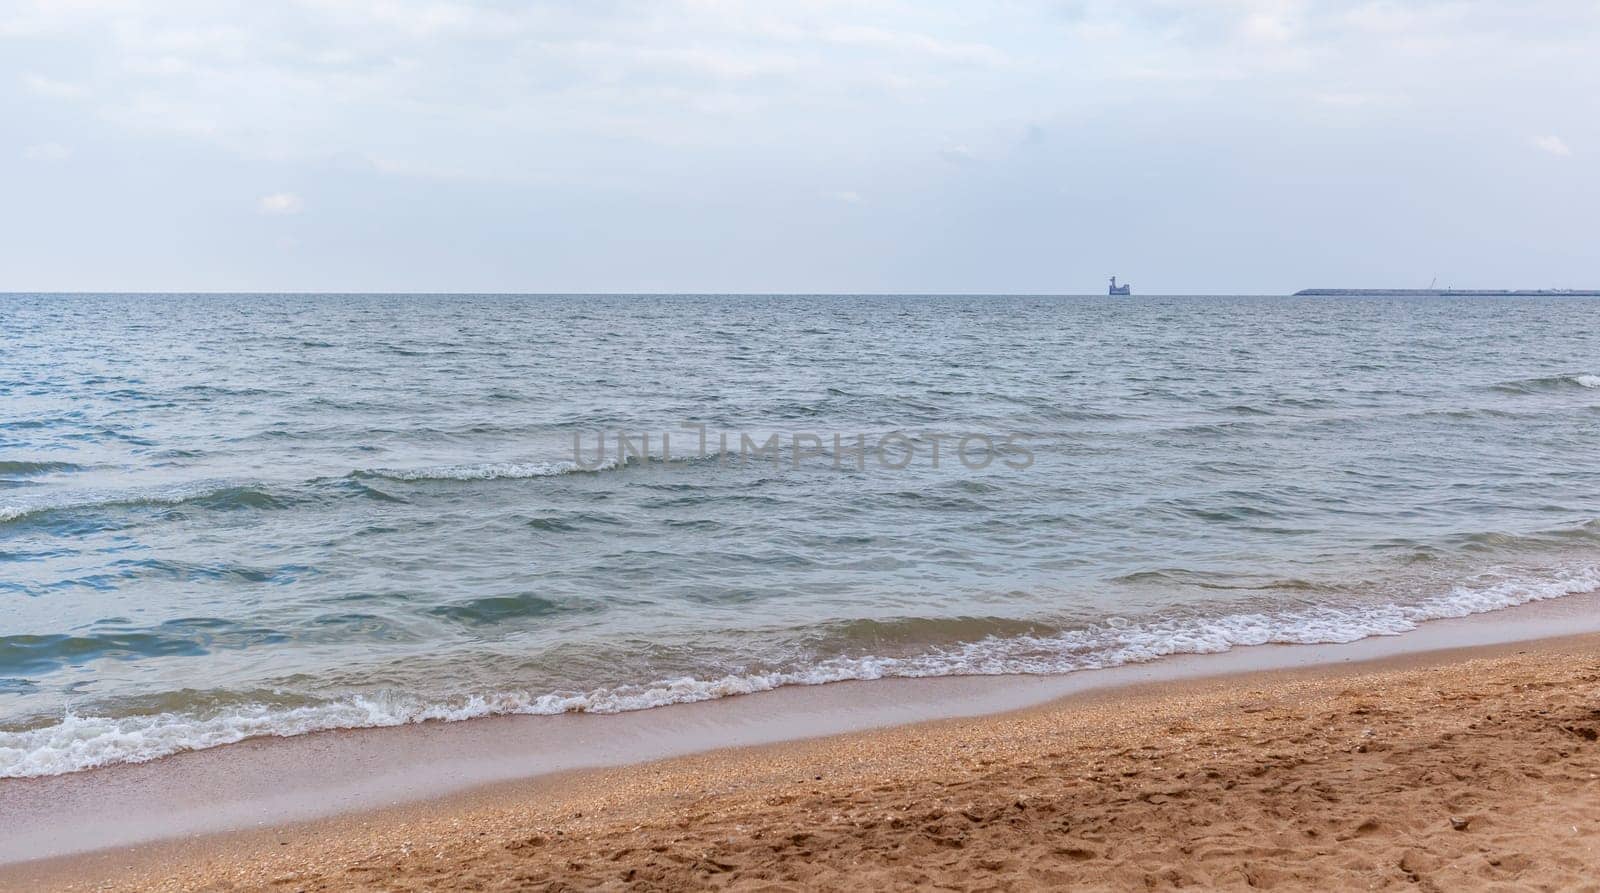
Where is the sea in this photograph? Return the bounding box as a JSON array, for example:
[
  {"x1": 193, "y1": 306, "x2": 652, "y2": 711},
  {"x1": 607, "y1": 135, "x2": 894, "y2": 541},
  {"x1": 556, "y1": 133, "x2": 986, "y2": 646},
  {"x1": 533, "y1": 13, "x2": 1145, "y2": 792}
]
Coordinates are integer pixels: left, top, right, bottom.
[{"x1": 3, "y1": 293, "x2": 1599, "y2": 778}]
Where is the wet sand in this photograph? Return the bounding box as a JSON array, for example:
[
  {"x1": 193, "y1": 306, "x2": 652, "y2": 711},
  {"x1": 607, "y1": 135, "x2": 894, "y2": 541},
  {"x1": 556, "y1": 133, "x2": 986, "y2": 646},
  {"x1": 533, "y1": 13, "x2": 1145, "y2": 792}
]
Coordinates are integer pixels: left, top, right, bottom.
[
  {"x1": 6, "y1": 591, "x2": 1599, "y2": 868},
  {"x1": 6, "y1": 631, "x2": 1599, "y2": 891}
]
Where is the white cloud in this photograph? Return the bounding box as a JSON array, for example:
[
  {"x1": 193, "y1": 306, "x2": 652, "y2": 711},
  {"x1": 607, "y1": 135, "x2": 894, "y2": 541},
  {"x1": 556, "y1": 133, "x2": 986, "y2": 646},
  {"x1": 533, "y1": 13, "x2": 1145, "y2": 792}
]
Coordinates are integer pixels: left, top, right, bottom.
[
  {"x1": 258, "y1": 192, "x2": 305, "y2": 214},
  {"x1": 0, "y1": 0, "x2": 1043, "y2": 179},
  {"x1": 1532, "y1": 135, "x2": 1572, "y2": 157},
  {"x1": 1313, "y1": 90, "x2": 1396, "y2": 107},
  {"x1": 939, "y1": 144, "x2": 978, "y2": 164},
  {"x1": 1240, "y1": 11, "x2": 1296, "y2": 44},
  {"x1": 4, "y1": 0, "x2": 1600, "y2": 193},
  {"x1": 4, "y1": 0, "x2": 1600, "y2": 293},
  {"x1": 22, "y1": 142, "x2": 72, "y2": 161},
  {"x1": 819, "y1": 25, "x2": 1009, "y2": 66},
  {"x1": 365, "y1": 154, "x2": 469, "y2": 180},
  {"x1": 1340, "y1": 2, "x2": 1406, "y2": 33},
  {"x1": 21, "y1": 73, "x2": 86, "y2": 98}
]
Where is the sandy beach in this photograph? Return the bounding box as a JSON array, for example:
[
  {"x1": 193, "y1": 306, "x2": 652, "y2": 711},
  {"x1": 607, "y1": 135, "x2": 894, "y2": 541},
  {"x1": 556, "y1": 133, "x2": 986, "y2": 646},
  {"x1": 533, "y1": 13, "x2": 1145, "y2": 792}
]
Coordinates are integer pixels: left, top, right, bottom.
[
  {"x1": 9, "y1": 3, "x2": 1600, "y2": 888},
  {"x1": 5, "y1": 632, "x2": 1597, "y2": 892}
]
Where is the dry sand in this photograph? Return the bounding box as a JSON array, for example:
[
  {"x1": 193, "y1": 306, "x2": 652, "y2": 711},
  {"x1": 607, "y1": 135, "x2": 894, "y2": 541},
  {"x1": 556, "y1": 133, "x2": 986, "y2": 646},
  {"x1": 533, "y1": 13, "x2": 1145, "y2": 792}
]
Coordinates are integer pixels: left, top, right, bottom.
[{"x1": 7, "y1": 635, "x2": 1600, "y2": 891}]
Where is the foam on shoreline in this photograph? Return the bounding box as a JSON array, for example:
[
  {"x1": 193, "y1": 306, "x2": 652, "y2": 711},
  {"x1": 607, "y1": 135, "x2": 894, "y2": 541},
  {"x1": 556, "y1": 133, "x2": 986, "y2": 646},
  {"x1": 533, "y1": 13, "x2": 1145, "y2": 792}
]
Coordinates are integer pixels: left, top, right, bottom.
[{"x1": 5, "y1": 565, "x2": 1596, "y2": 779}]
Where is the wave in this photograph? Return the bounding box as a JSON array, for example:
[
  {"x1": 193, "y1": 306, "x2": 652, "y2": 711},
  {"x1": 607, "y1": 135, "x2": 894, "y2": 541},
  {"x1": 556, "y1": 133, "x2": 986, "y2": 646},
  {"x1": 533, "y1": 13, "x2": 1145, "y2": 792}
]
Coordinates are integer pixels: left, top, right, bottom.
[
  {"x1": 1491, "y1": 373, "x2": 1600, "y2": 394},
  {"x1": 355, "y1": 452, "x2": 746, "y2": 482},
  {"x1": 0, "y1": 460, "x2": 82, "y2": 477},
  {"x1": 356, "y1": 459, "x2": 620, "y2": 482},
  {"x1": 427, "y1": 593, "x2": 606, "y2": 625},
  {"x1": 0, "y1": 619, "x2": 295, "y2": 676},
  {"x1": 1110, "y1": 569, "x2": 1332, "y2": 592},
  {"x1": 0, "y1": 483, "x2": 292, "y2": 528},
  {"x1": 0, "y1": 456, "x2": 629, "y2": 525},
  {"x1": 0, "y1": 475, "x2": 415, "y2": 528},
  {"x1": 3, "y1": 565, "x2": 1596, "y2": 779}
]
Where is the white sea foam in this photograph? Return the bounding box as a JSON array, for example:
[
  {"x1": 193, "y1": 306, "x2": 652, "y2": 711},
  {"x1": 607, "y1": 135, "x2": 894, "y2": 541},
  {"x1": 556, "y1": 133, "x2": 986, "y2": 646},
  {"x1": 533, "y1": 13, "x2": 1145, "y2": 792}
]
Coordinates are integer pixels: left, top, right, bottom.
[
  {"x1": 1577, "y1": 374, "x2": 1600, "y2": 389},
  {"x1": 0, "y1": 480, "x2": 244, "y2": 526},
  {"x1": 364, "y1": 460, "x2": 617, "y2": 481},
  {"x1": 3, "y1": 565, "x2": 1597, "y2": 779}
]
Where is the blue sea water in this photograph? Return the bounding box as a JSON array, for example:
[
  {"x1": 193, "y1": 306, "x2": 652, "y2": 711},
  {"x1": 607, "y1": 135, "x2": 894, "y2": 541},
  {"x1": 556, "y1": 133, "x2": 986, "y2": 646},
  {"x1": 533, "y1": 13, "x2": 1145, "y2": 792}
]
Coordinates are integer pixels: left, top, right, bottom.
[{"x1": 2, "y1": 293, "x2": 1599, "y2": 776}]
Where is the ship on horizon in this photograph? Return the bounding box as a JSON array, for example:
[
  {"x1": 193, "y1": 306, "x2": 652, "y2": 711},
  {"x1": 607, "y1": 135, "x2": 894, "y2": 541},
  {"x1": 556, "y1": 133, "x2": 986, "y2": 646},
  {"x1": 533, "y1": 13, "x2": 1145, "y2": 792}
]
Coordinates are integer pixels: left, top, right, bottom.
[{"x1": 1108, "y1": 276, "x2": 1131, "y2": 296}]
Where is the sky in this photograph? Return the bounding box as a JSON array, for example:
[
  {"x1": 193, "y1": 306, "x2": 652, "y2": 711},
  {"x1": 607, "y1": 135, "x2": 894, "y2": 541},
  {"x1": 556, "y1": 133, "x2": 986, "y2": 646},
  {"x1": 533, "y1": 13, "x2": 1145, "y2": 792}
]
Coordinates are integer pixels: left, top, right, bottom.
[{"x1": 2, "y1": 0, "x2": 1597, "y2": 294}]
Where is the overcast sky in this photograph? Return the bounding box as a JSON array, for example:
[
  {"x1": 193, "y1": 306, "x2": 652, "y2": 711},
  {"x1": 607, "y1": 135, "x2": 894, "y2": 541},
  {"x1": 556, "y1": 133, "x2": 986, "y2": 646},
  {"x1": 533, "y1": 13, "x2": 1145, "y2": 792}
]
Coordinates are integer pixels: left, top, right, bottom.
[{"x1": 3, "y1": 0, "x2": 1596, "y2": 293}]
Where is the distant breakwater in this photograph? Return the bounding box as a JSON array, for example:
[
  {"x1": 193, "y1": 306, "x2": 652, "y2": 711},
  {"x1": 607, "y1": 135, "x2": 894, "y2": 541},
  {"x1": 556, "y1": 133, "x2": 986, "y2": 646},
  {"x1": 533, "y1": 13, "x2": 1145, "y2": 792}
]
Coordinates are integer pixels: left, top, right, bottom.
[{"x1": 1295, "y1": 288, "x2": 1600, "y2": 297}]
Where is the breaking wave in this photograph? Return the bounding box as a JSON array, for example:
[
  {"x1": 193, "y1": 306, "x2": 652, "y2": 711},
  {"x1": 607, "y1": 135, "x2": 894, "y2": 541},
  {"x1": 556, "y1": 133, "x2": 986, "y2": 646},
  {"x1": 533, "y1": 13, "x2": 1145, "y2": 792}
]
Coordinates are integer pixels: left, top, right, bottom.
[
  {"x1": 0, "y1": 460, "x2": 82, "y2": 477},
  {"x1": 0, "y1": 483, "x2": 291, "y2": 527},
  {"x1": 5, "y1": 564, "x2": 1595, "y2": 779},
  {"x1": 1491, "y1": 373, "x2": 1600, "y2": 394},
  {"x1": 356, "y1": 460, "x2": 620, "y2": 482}
]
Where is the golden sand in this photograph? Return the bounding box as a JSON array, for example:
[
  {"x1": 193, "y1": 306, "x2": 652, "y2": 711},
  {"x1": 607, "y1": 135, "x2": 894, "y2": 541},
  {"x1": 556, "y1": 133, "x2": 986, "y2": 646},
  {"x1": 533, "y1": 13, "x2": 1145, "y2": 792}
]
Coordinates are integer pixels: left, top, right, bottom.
[{"x1": 8, "y1": 636, "x2": 1600, "y2": 891}]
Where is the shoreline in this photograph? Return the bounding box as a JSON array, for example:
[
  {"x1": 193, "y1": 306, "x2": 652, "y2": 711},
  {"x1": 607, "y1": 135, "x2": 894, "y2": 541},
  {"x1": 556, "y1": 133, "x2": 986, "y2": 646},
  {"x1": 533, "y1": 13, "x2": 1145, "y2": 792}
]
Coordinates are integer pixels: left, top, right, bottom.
[
  {"x1": 3, "y1": 595, "x2": 1600, "y2": 889},
  {"x1": 6, "y1": 631, "x2": 1598, "y2": 890},
  {"x1": 2, "y1": 590, "x2": 1598, "y2": 865}
]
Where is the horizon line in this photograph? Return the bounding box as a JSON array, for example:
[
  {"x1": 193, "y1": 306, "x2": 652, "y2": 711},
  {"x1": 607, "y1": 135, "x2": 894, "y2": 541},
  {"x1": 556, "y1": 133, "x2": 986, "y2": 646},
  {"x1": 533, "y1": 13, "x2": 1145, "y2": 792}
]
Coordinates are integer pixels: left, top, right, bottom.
[{"x1": 0, "y1": 290, "x2": 1419, "y2": 298}]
